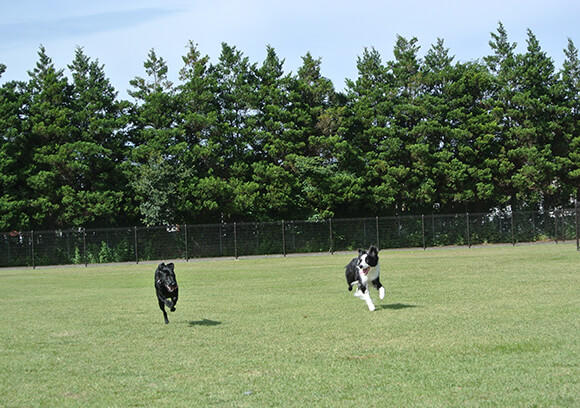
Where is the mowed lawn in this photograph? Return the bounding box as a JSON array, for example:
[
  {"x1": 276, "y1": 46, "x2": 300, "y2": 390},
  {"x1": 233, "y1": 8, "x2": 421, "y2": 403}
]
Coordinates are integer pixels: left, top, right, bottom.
[{"x1": 0, "y1": 244, "x2": 578, "y2": 407}]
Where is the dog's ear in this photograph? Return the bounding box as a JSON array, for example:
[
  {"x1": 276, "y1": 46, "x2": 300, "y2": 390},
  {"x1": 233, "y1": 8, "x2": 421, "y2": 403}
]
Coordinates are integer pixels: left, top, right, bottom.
[
  {"x1": 167, "y1": 263, "x2": 175, "y2": 270},
  {"x1": 369, "y1": 246, "x2": 379, "y2": 255},
  {"x1": 358, "y1": 249, "x2": 365, "y2": 256},
  {"x1": 158, "y1": 262, "x2": 166, "y2": 268}
]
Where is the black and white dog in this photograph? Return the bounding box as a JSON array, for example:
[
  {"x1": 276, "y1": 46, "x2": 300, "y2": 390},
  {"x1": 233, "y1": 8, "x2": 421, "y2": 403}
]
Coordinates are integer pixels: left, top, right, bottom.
[
  {"x1": 345, "y1": 246, "x2": 385, "y2": 311},
  {"x1": 155, "y1": 262, "x2": 179, "y2": 324}
]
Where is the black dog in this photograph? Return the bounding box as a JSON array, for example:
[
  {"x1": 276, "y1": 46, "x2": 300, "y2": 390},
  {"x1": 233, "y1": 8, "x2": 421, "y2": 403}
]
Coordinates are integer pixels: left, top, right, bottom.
[
  {"x1": 155, "y1": 262, "x2": 179, "y2": 324},
  {"x1": 345, "y1": 246, "x2": 384, "y2": 311}
]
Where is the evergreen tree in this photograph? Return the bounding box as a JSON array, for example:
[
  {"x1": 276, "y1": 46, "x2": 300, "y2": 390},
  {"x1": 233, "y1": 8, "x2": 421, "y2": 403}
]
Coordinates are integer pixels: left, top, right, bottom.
[
  {"x1": 445, "y1": 60, "x2": 498, "y2": 212},
  {"x1": 24, "y1": 46, "x2": 76, "y2": 228},
  {"x1": 558, "y1": 39, "x2": 580, "y2": 202},
  {"x1": 128, "y1": 48, "x2": 183, "y2": 226},
  {"x1": 512, "y1": 29, "x2": 561, "y2": 208},
  {"x1": 344, "y1": 47, "x2": 396, "y2": 214},
  {"x1": 65, "y1": 47, "x2": 132, "y2": 226},
  {"x1": 487, "y1": 26, "x2": 561, "y2": 209},
  {"x1": 199, "y1": 43, "x2": 260, "y2": 221},
  {"x1": 389, "y1": 35, "x2": 429, "y2": 213},
  {"x1": 414, "y1": 38, "x2": 455, "y2": 211},
  {"x1": 288, "y1": 52, "x2": 348, "y2": 220},
  {"x1": 0, "y1": 79, "x2": 30, "y2": 229},
  {"x1": 485, "y1": 22, "x2": 521, "y2": 209},
  {"x1": 175, "y1": 41, "x2": 219, "y2": 223},
  {"x1": 177, "y1": 41, "x2": 216, "y2": 175},
  {"x1": 209, "y1": 43, "x2": 257, "y2": 173},
  {"x1": 251, "y1": 45, "x2": 302, "y2": 220},
  {"x1": 422, "y1": 40, "x2": 498, "y2": 212}
]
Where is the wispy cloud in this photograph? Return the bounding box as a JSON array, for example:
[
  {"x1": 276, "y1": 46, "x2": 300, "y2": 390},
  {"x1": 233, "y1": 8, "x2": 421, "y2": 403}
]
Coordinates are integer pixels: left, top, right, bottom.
[{"x1": 0, "y1": 8, "x2": 180, "y2": 47}]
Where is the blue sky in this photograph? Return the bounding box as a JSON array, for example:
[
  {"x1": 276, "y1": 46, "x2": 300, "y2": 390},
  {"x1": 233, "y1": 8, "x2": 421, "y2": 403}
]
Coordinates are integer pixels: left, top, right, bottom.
[{"x1": 1, "y1": 0, "x2": 579, "y2": 99}]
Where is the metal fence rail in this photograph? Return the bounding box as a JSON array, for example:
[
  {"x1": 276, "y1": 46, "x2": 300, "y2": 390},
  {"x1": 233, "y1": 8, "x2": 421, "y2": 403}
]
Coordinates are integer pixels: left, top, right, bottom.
[{"x1": 1, "y1": 208, "x2": 579, "y2": 268}]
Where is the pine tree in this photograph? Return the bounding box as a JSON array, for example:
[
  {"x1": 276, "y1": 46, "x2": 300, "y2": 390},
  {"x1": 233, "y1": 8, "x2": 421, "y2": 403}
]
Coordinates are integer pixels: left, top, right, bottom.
[
  {"x1": 251, "y1": 45, "x2": 301, "y2": 220},
  {"x1": 63, "y1": 46, "x2": 131, "y2": 226},
  {"x1": 175, "y1": 41, "x2": 218, "y2": 222},
  {"x1": 344, "y1": 47, "x2": 396, "y2": 214},
  {"x1": 0, "y1": 78, "x2": 30, "y2": 229},
  {"x1": 200, "y1": 43, "x2": 260, "y2": 221},
  {"x1": 485, "y1": 22, "x2": 521, "y2": 209},
  {"x1": 209, "y1": 43, "x2": 257, "y2": 173},
  {"x1": 288, "y1": 52, "x2": 346, "y2": 219},
  {"x1": 559, "y1": 39, "x2": 580, "y2": 201},
  {"x1": 177, "y1": 40, "x2": 216, "y2": 172},
  {"x1": 128, "y1": 48, "x2": 183, "y2": 226},
  {"x1": 514, "y1": 29, "x2": 560, "y2": 208},
  {"x1": 25, "y1": 46, "x2": 75, "y2": 228},
  {"x1": 499, "y1": 28, "x2": 559, "y2": 208},
  {"x1": 389, "y1": 35, "x2": 429, "y2": 213},
  {"x1": 422, "y1": 40, "x2": 498, "y2": 212}
]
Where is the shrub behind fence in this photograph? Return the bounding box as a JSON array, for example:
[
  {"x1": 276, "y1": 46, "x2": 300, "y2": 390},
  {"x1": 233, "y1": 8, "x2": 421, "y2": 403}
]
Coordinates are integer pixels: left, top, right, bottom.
[{"x1": 1, "y1": 208, "x2": 578, "y2": 268}]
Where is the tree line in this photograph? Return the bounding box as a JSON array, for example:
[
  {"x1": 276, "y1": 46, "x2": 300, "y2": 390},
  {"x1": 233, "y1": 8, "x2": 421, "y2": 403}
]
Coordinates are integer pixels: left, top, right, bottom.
[{"x1": 1, "y1": 22, "x2": 579, "y2": 231}]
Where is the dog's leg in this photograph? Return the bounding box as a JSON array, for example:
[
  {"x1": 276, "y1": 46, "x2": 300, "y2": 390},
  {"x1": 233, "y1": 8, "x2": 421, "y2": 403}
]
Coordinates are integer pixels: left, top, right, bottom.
[
  {"x1": 362, "y1": 290, "x2": 375, "y2": 311},
  {"x1": 158, "y1": 299, "x2": 170, "y2": 324},
  {"x1": 354, "y1": 286, "x2": 364, "y2": 299},
  {"x1": 355, "y1": 286, "x2": 375, "y2": 311},
  {"x1": 351, "y1": 281, "x2": 363, "y2": 298},
  {"x1": 372, "y1": 278, "x2": 385, "y2": 300}
]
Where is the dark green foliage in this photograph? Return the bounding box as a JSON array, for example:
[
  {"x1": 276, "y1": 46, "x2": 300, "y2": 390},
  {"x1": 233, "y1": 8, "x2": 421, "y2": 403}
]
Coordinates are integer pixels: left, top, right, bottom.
[{"x1": 0, "y1": 23, "x2": 579, "y2": 231}]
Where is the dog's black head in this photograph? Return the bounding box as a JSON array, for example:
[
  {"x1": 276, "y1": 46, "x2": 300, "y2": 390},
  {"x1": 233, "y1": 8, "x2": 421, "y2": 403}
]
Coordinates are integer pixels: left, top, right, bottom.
[
  {"x1": 156, "y1": 262, "x2": 177, "y2": 293},
  {"x1": 357, "y1": 246, "x2": 379, "y2": 276}
]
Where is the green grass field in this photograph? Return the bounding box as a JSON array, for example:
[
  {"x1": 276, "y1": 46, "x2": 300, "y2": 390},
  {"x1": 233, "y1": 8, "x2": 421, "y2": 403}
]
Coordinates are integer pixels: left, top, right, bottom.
[{"x1": 1, "y1": 244, "x2": 578, "y2": 407}]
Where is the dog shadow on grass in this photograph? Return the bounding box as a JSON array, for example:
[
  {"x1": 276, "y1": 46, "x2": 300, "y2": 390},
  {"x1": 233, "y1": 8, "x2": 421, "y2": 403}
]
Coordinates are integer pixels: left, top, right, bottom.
[
  {"x1": 188, "y1": 318, "x2": 222, "y2": 327},
  {"x1": 380, "y1": 303, "x2": 419, "y2": 310}
]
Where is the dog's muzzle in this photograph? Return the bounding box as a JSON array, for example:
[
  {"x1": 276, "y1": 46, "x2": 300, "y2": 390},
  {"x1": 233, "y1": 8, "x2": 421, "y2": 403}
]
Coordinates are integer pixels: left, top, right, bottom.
[
  {"x1": 158, "y1": 279, "x2": 177, "y2": 292},
  {"x1": 165, "y1": 284, "x2": 177, "y2": 292}
]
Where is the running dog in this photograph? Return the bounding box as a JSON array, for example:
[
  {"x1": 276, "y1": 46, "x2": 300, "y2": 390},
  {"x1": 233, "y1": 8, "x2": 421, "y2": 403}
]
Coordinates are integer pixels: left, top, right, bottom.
[
  {"x1": 345, "y1": 246, "x2": 385, "y2": 311},
  {"x1": 155, "y1": 262, "x2": 179, "y2": 324}
]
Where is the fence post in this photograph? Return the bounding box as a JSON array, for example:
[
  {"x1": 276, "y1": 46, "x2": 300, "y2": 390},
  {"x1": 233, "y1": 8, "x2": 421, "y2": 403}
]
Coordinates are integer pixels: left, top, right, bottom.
[
  {"x1": 219, "y1": 223, "x2": 223, "y2": 256},
  {"x1": 184, "y1": 224, "x2": 189, "y2": 262},
  {"x1": 6, "y1": 231, "x2": 11, "y2": 265},
  {"x1": 560, "y1": 210, "x2": 566, "y2": 243},
  {"x1": 329, "y1": 218, "x2": 334, "y2": 254},
  {"x1": 555, "y1": 210, "x2": 559, "y2": 244},
  {"x1": 421, "y1": 215, "x2": 426, "y2": 250},
  {"x1": 574, "y1": 199, "x2": 580, "y2": 251},
  {"x1": 234, "y1": 222, "x2": 238, "y2": 259},
  {"x1": 281, "y1": 220, "x2": 286, "y2": 257},
  {"x1": 31, "y1": 230, "x2": 35, "y2": 269},
  {"x1": 376, "y1": 216, "x2": 380, "y2": 249},
  {"x1": 134, "y1": 226, "x2": 139, "y2": 264},
  {"x1": 511, "y1": 211, "x2": 515, "y2": 246},
  {"x1": 83, "y1": 228, "x2": 87, "y2": 267},
  {"x1": 466, "y1": 212, "x2": 471, "y2": 248}
]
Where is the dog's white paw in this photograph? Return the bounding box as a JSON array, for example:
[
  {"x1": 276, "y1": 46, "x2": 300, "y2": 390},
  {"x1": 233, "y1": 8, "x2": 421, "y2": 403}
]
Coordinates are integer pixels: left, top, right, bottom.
[
  {"x1": 379, "y1": 287, "x2": 385, "y2": 300},
  {"x1": 368, "y1": 303, "x2": 376, "y2": 311}
]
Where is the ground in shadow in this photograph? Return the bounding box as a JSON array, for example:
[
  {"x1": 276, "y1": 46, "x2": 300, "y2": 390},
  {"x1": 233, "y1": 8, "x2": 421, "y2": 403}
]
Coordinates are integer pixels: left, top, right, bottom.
[
  {"x1": 189, "y1": 318, "x2": 222, "y2": 327},
  {"x1": 380, "y1": 303, "x2": 419, "y2": 310}
]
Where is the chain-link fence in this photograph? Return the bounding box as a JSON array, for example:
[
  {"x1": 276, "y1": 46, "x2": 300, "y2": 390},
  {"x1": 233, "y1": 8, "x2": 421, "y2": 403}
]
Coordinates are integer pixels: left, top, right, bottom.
[{"x1": 2, "y1": 208, "x2": 579, "y2": 268}]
